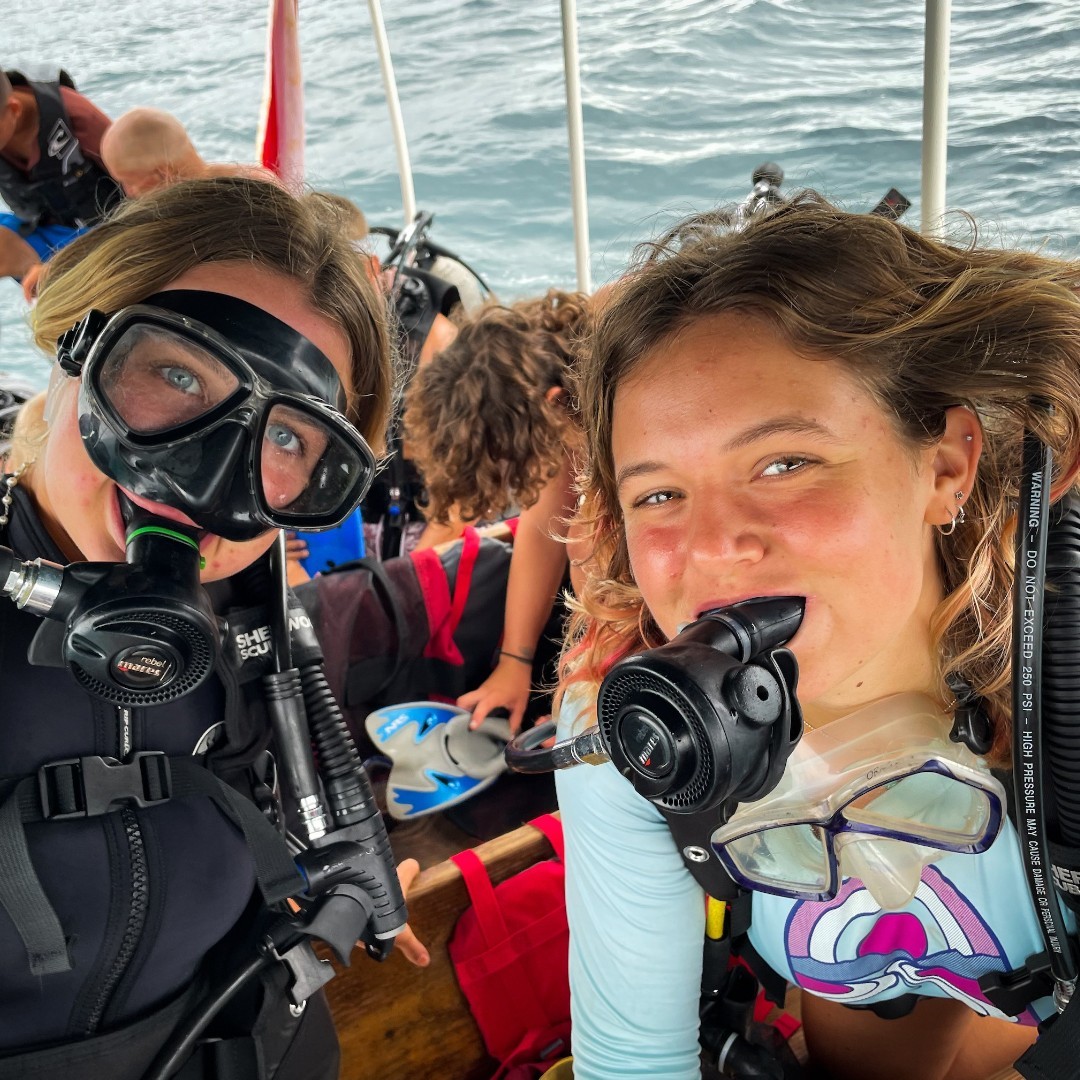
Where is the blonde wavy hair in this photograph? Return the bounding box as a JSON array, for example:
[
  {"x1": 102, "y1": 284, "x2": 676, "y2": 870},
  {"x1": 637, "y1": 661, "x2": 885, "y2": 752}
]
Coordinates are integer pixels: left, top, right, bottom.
[
  {"x1": 32, "y1": 176, "x2": 394, "y2": 451},
  {"x1": 563, "y1": 193, "x2": 1080, "y2": 766},
  {"x1": 404, "y1": 289, "x2": 589, "y2": 524}
]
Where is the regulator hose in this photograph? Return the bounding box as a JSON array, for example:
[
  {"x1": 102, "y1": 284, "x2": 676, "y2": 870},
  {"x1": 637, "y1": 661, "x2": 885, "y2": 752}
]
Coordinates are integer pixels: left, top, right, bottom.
[
  {"x1": 1043, "y1": 492, "x2": 1080, "y2": 893},
  {"x1": 299, "y1": 660, "x2": 407, "y2": 942},
  {"x1": 299, "y1": 661, "x2": 374, "y2": 821},
  {"x1": 1013, "y1": 432, "x2": 1077, "y2": 1002}
]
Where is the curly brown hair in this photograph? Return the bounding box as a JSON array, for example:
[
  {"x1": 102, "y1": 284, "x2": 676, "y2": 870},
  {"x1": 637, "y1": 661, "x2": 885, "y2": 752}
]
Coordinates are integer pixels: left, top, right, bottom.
[
  {"x1": 562, "y1": 192, "x2": 1080, "y2": 767},
  {"x1": 404, "y1": 289, "x2": 590, "y2": 524}
]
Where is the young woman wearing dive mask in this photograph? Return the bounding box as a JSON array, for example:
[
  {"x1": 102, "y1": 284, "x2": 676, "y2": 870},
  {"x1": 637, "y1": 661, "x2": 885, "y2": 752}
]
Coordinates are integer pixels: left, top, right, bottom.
[
  {"x1": 555, "y1": 193, "x2": 1080, "y2": 1080},
  {"x1": 0, "y1": 177, "x2": 427, "y2": 1080}
]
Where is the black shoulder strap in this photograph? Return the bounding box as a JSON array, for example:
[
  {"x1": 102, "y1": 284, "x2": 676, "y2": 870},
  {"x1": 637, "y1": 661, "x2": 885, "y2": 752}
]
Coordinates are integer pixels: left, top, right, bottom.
[
  {"x1": 24, "y1": 79, "x2": 82, "y2": 180},
  {"x1": 0, "y1": 778, "x2": 71, "y2": 974}
]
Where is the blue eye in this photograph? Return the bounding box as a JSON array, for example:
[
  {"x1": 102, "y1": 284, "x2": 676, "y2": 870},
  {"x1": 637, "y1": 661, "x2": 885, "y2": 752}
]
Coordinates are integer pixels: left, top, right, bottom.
[
  {"x1": 162, "y1": 366, "x2": 200, "y2": 395},
  {"x1": 267, "y1": 422, "x2": 302, "y2": 455},
  {"x1": 761, "y1": 456, "x2": 810, "y2": 477}
]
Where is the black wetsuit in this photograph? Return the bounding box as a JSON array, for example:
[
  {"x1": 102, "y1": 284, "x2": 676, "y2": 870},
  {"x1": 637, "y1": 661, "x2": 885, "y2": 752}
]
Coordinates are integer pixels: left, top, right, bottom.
[{"x1": 0, "y1": 487, "x2": 338, "y2": 1080}]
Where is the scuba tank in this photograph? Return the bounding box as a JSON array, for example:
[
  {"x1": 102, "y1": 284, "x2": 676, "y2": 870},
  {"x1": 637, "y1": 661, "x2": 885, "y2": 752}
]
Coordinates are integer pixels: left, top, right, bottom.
[{"x1": 361, "y1": 212, "x2": 494, "y2": 561}]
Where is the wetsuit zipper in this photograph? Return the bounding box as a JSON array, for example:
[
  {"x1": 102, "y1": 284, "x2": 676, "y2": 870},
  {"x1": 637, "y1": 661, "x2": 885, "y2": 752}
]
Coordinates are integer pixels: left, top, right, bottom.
[
  {"x1": 82, "y1": 806, "x2": 150, "y2": 1033},
  {"x1": 80, "y1": 706, "x2": 148, "y2": 1034}
]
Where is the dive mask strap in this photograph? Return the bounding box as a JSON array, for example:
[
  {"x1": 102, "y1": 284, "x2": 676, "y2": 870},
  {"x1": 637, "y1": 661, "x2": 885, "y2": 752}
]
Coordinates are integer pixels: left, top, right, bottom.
[{"x1": 946, "y1": 674, "x2": 994, "y2": 755}]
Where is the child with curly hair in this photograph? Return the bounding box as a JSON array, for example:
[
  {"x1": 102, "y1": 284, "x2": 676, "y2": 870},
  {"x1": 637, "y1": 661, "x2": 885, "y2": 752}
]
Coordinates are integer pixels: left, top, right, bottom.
[{"x1": 404, "y1": 289, "x2": 590, "y2": 731}]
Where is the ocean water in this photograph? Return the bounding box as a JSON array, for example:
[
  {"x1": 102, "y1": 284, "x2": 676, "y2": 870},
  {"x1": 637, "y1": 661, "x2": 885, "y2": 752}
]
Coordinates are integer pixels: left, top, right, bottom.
[{"x1": 3, "y1": 0, "x2": 1079, "y2": 383}]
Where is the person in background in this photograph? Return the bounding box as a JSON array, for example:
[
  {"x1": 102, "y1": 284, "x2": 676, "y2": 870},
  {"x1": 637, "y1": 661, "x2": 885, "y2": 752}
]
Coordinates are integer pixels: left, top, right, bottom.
[
  {"x1": 554, "y1": 193, "x2": 1080, "y2": 1079},
  {"x1": 0, "y1": 67, "x2": 121, "y2": 299},
  {"x1": 405, "y1": 289, "x2": 590, "y2": 731},
  {"x1": 101, "y1": 107, "x2": 278, "y2": 198}
]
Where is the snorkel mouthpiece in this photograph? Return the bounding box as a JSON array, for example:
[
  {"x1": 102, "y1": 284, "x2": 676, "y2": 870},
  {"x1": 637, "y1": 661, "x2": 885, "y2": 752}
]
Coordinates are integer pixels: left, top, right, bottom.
[{"x1": 598, "y1": 596, "x2": 805, "y2": 815}]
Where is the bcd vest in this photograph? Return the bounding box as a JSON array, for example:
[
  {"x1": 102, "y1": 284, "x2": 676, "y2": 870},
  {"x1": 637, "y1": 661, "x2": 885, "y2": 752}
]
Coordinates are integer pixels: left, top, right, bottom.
[
  {"x1": 0, "y1": 487, "x2": 330, "y2": 1079},
  {"x1": 0, "y1": 71, "x2": 122, "y2": 230}
]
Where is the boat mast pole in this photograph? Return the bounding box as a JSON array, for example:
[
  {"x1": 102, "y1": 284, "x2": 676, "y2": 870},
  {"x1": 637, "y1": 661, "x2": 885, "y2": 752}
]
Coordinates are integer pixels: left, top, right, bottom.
[
  {"x1": 920, "y1": 0, "x2": 951, "y2": 236},
  {"x1": 367, "y1": 0, "x2": 417, "y2": 225},
  {"x1": 560, "y1": 0, "x2": 592, "y2": 293}
]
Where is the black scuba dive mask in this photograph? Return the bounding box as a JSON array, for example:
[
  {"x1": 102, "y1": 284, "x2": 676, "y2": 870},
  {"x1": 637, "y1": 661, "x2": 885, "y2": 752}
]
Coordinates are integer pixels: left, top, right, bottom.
[{"x1": 57, "y1": 290, "x2": 377, "y2": 542}]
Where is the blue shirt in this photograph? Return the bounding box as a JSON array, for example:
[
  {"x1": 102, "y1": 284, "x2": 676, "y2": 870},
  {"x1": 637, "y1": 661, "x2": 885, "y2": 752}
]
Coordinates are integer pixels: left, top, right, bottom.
[{"x1": 555, "y1": 692, "x2": 1052, "y2": 1080}]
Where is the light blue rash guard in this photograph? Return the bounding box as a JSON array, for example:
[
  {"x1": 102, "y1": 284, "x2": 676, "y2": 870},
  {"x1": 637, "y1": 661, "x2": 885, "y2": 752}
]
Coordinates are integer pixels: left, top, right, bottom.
[{"x1": 555, "y1": 692, "x2": 1055, "y2": 1080}]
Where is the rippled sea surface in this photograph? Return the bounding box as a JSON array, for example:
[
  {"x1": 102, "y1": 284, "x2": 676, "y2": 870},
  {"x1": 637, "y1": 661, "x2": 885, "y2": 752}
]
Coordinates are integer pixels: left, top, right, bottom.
[{"x1": 4, "y1": 0, "x2": 1079, "y2": 381}]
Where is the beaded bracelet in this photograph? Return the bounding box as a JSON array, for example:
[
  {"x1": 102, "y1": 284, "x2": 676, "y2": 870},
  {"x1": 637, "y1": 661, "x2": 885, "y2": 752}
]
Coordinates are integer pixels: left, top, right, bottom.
[{"x1": 498, "y1": 649, "x2": 534, "y2": 667}]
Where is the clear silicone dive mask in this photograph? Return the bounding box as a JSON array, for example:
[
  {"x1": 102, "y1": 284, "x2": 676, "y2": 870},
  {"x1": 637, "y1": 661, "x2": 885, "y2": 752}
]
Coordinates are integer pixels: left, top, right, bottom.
[{"x1": 711, "y1": 693, "x2": 1006, "y2": 910}]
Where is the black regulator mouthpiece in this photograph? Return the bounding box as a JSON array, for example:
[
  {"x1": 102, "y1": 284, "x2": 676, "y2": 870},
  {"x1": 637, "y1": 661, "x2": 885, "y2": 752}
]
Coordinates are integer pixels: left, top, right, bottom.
[
  {"x1": 4, "y1": 495, "x2": 222, "y2": 705},
  {"x1": 506, "y1": 596, "x2": 804, "y2": 812},
  {"x1": 598, "y1": 597, "x2": 804, "y2": 816}
]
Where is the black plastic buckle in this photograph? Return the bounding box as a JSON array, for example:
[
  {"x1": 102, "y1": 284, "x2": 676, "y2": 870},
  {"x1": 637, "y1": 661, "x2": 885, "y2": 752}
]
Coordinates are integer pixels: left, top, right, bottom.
[
  {"x1": 38, "y1": 752, "x2": 172, "y2": 820},
  {"x1": 55, "y1": 309, "x2": 109, "y2": 376},
  {"x1": 980, "y1": 951, "x2": 1056, "y2": 1016}
]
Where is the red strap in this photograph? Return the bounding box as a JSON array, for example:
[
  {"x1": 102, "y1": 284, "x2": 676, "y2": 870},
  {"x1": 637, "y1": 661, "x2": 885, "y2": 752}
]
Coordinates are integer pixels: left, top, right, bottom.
[
  {"x1": 753, "y1": 991, "x2": 801, "y2": 1040},
  {"x1": 450, "y1": 848, "x2": 510, "y2": 949},
  {"x1": 420, "y1": 527, "x2": 479, "y2": 664},
  {"x1": 449, "y1": 816, "x2": 562, "y2": 948},
  {"x1": 445, "y1": 526, "x2": 481, "y2": 640},
  {"x1": 414, "y1": 546, "x2": 453, "y2": 651},
  {"x1": 528, "y1": 813, "x2": 565, "y2": 863}
]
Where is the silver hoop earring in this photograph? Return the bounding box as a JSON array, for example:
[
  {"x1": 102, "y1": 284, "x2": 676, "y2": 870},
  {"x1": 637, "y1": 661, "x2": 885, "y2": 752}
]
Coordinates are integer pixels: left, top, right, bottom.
[{"x1": 939, "y1": 502, "x2": 966, "y2": 536}]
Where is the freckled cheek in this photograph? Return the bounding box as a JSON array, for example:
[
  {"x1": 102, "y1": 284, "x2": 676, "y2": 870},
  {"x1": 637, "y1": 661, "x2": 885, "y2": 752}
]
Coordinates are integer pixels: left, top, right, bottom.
[
  {"x1": 781, "y1": 497, "x2": 892, "y2": 576},
  {"x1": 625, "y1": 523, "x2": 685, "y2": 599}
]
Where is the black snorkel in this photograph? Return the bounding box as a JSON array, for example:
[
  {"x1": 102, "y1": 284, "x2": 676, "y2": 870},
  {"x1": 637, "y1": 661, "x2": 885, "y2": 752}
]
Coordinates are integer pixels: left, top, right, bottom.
[{"x1": 507, "y1": 595, "x2": 805, "y2": 897}]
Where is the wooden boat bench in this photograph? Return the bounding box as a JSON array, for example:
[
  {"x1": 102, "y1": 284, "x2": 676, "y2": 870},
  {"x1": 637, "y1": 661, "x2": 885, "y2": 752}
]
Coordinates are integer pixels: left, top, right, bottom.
[{"x1": 328, "y1": 817, "x2": 559, "y2": 1080}]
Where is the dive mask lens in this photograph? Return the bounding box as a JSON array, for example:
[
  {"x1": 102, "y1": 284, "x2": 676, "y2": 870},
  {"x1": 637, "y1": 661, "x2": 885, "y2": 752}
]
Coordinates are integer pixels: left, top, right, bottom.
[
  {"x1": 841, "y1": 764, "x2": 1000, "y2": 848},
  {"x1": 720, "y1": 822, "x2": 836, "y2": 900},
  {"x1": 713, "y1": 760, "x2": 1004, "y2": 903},
  {"x1": 258, "y1": 402, "x2": 374, "y2": 525},
  {"x1": 96, "y1": 323, "x2": 243, "y2": 436}
]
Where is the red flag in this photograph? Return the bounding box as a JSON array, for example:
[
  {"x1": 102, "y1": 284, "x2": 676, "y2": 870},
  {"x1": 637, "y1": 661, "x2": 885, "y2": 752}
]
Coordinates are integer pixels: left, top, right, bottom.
[{"x1": 256, "y1": 0, "x2": 304, "y2": 187}]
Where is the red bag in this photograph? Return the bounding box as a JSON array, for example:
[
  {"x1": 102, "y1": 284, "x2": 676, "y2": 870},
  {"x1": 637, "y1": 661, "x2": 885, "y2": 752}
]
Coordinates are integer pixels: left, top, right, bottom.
[{"x1": 448, "y1": 814, "x2": 570, "y2": 1080}]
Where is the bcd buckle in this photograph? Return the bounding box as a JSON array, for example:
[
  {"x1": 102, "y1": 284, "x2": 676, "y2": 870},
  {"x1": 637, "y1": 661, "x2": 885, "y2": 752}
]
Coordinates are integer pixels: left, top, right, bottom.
[
  {"x1": 980, "y1": 950, "x2": 1056, "y2": 1016},
  {"x1": 38, "y1": 752, "x2": 172, "y2": 819}
]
